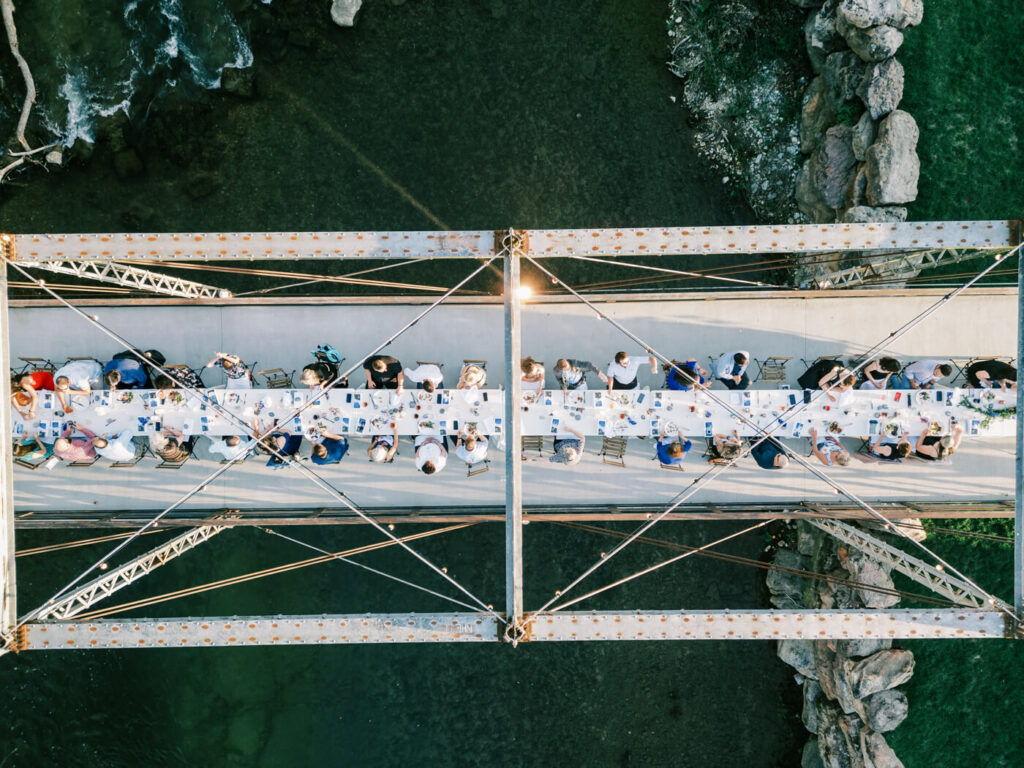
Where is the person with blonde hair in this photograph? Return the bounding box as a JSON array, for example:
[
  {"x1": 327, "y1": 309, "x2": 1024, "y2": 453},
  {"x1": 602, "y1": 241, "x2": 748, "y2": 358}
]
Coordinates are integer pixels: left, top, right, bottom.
[
  {"x1": 457, "y1": 364, "x2": 486, "y2": 390},
  {"x1": 809, "y1": 427, "x2": 850, "y2": 467}
]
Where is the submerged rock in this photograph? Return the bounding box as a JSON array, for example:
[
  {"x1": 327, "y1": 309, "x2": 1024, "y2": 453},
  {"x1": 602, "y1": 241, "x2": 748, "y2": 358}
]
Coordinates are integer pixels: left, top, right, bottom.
[
  {"x1": 331, "y1": 0, "x2": 363, "y2": 26},
  {"x1": 803, "y1": 739, "x2": 827, "y2": 768},
  {"x1": 858, "y1": 58, "x2": 904, "y2": 119},
  {"x1": 865, "y1": 109, "x2": 918, "y2": 204},
  {"x1": 863, "y1": 689, "x2": 909, "y2": 732},
  {"x1": 221, "y1": 65, "x2": 255, "y2": 98},
  {"x1": 848, "y1": 649, "x2": 915, "y2": 699}
]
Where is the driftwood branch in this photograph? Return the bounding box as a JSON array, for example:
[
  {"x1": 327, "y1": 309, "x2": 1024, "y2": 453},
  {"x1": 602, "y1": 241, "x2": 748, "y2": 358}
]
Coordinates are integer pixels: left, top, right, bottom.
[{"x1": 2, "y1": 0, "x2": 37, "y2": 151}]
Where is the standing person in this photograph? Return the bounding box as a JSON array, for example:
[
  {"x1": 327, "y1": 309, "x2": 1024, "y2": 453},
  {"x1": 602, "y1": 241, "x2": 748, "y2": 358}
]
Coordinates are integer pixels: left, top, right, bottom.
[
  {"x1": 53, "y1": 423, "x2": 98, "y2": 462},
  {"x1": 454, "y1": 427, "x2": 488, "y2": 467},
  {"x1": 606, "y1": 351, "x2": 658, "y2": 391},
  {"x1": 53, "y1": 359, "x2": 103, "y2": 413},
  {"x1": 713, "y1": 351, "x2": 751, "y2": 390},
  {"x1": 902, "y1": 359, "x2": 953, "y2": 389},
  {"x1": 91, "y1": 429, "x2": 142, "y2": 463},
  {"x1": 367, "y1": 423, "x2": 400, "y2": 463},
  {"x1": 657, "y1": 427, "x2": 692, "y2": 466},
  {"x1": 665, "y1": 359, "x2": 707, "y2": 391},
  {"x1": 10, "y1": 370, "x2": 55, "y2": 419},
  {"x1": 552, "y1": 359, "x2": 607, "y2": 392},
  {"x1": 414, "y1": 434, "x2": 447, "y2": 475},
  {"x1": 520, "y1": 357, "x2": 546, "y2": 395},
  {"x1": 965, "y1": 359, "x2": 1016, "y2": 390},
  {"x1": 859, "y1": 357, "x2": 901, "y2": 390},
  {"x1": 310, "y1": 430, "x2": 349, "y2": 465},
  {"x1": 205, "y1": 352, "x2": 252, "y2": 389},
  {"x1": 363, "y1": 355, "x2": 404, "y2": 392},
  {"x1": 549, "y1": 425, "x2": 586, "y2": 466},
  {"x1": 404, "y1": 363, "x2": 444, "y2": 393}
]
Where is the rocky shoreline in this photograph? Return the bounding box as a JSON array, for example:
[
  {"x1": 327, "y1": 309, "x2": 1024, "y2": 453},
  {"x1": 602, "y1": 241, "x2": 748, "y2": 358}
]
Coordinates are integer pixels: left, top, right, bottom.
[{"x1": 769, "y1": 520, "x2": 922, "y2": 768}]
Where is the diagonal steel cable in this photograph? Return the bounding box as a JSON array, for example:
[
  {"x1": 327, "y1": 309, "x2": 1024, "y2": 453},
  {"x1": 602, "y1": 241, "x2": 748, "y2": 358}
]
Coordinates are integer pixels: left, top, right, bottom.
[
  {"x1": 523, "y1": 250, "x2": 1021, "y2": 623},
  {"x1": 4, "y1": 254, "x2": 504, "y2": 625},
  {"x1": 566, "y1": 254, "x2": 787, "y2": 289}
]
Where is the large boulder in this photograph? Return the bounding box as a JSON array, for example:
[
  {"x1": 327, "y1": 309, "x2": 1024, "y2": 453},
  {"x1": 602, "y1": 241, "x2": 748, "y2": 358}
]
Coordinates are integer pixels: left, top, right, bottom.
[
  {"x1": 798, "y1": 520, "x2": 827, "y2": 557},
  {"x1": 848, "y1": 649, "x2": 915, "y2": 699},
  {"x1": 858, "y1": 58, "x2": 904, "y2": 119},
  {"x1": 220, "y1": 65, "x2": 254, "y2": 98},
  {"x1": 851, "y1": 112, "x2": 877, "y2": 160},
  {"x1": 843, "y1": 550, "x2": 900, "y2": 608},
  {"x1": 768, "y1": 549, "x2": 810, "y2": 607},
  {"x1": 806, "y1": 0, "x2": 845, "y2": 73},
  {"x1": 816, "y1": 701, "x2": 866, "y2": 768},
  {"x1": 843, "y1": 204, "x2": 907, "y2": 223},
  {"x1": 863, "y1": 689, "x2": 909, "y2": 732},
  {"x1": 801, "y1": 76, "x2": 837, "y2": 153},
  {"x1": 780, "y1": 638, "x2": 819, "y2": 679},
  {"x1": 845, "y1": 25, "x2": 903, "y2": 62},
  {"x1": 815, "y1": 641, "x2": 839, "y2": 701},
  {"x1": 330, "y1": 0, "x2": 363, "y2": 26},
  {"x1": 803, "y1": 739, "x2": 827, "y2": 768},
  {"x1": 843, "y1": 165, "x2": 869, "y2": 209},
  {"x1": 819, "y1": 568, "x2": 858, "y2": 609},
  {"x1": 836, "y1": 638, "x2": 893, "y2": 658},
  {"x1": 824, "y1": 51, "x2": 867, "y2": 106},
  {"x1": 814, "y1": 125, "x2": 859, "y2": 210},
  {"x1": 865, "y1": 110, "x2": 918, "y2": 204},
  {"x1": 797, "y1": 159, "x2": 834, "y2": 222},
  {"x1": 803, "y1": 680, "x2": 824, "y2": 731},
  {"x1": 861, "y1": 731, "x2": 905, "y2": 768},
  {"x1": 838, "y1": 0, "x2": 923, "y2": 30}
]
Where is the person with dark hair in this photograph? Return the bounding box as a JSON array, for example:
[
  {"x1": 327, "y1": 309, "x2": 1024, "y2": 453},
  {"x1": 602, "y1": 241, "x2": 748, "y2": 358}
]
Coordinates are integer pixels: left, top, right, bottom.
[
  {"x1": 965, "y1": 359, "x2": 1016, "y2": 391},
  {"x1": 104, "y1": 355, "x2": 150, "y2": 390},
  {"x1": 657, "y1": 427, "x2": 692, "y2": 466},
  {"x1": 300, "y1": 362, "x2": 337, "y2": 390},
  {"x1": 363, "y1": 355, "x2": 404, "y2": 392},
  {"x1": 10, "y1": 370, "x2": 54, "y2": 419},
  {"x1": 664, "y1": 359, "x2": 707, "y2": 391},
  {"x1": 869, "y1": 431, "x2": 912, "y2": 461},
  {"x1": 713, "y1": 350, "x2": 750, "y2": 390},
  {"x1": 751, "y1": 436, "x2": 789, "y2": 470},
  {"x1": 859, "y1": 357, "x2": 901, "y2": 390},
  {"x1": 797, "y1": 359, "x2": 855, "y2": 402},
  {"x1": 205, "y1": 352, "x2": 252, "y2": 389},
  {"x1": 903, "y1": 359, "x2": 953, "y2": 389},
  {"x1": 13, "y1": 432, "x2": 53, "y2": 462},
  {"x1": 53, "y1": 423, "x2": 98, "y2": 462},
  {"x1": 520, "y1": 357, "x2": 546, "y2": 396},
  {"x1": 403, "y1": 363, "x2": 444, "y2": 393},
  {"x1": 208, "y1": 435, "x2": 250, "y2": 462},
  {"x1": 915, "y1": 423, "x2": 963, "y2": 461},
  {"x1": 368, "y1": 423, "x2": 400, "y2": 463},
  {"x1": 707, "y1": 431, "x2": 743, "y2": 463},
  {"x1": 606, "y1": 350, "x2": 658, "y2": 391},
  {"x1": 257, "y1": 431, "x2": 303, "y2": 469},
  {"x1": 414, "y1": 434, "x2": 447, "y2": 475},
  {"x1": 311, "y1": 430, "x2": 348, "y2": 465},
  {"x1": 53, "y1": 359, "x2": 103, "y2": 413},
  {"x1": 148, "y1": 427, "x2": 195, "y2": 464},
  {"x1": 553, "y1": 359, "x2": 607, "y2": 392},
  {"x1": 92, "y1": 429, "x2": 141, "y2": 463}
]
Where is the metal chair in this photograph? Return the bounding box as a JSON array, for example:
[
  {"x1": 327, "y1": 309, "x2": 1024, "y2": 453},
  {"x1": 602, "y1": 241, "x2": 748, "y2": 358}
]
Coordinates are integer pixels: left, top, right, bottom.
[
  {"x1": 17, "y1": 357, "x2": 56, "y2": 374},
  {"x1": 466, "y1": 459, "x2": 491, "y2": 477},
  {"x1": 521, "y1": 436, "x2": 545, "y2": 457},
  {"x1": 799, "y1": 354, "x2": 842, "y2": 370},
  {"x1": 14, "y1": 453, "x2": 51, "y2": 470},
  {"x1": 599, "y1": 437, "x2": 628, "y2": 468},
  {"x1": 68, "y1": 455, "x2": 100, "y2": 468},
  {"x1": 257, "y1": 367, "x2": 295, "y2": 389},
  {"x1": 110, "y1": 439, "x2": 147, "y2": 468},
  {"x1": 754, "y1": 356, "x2": 791, "y2": 384}
]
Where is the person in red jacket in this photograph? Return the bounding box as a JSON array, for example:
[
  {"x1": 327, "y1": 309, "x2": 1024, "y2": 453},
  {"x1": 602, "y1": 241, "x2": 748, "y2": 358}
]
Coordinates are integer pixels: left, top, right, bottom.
[{"x1": 10, "y1": 370, "x2": 55, "y2": 419}]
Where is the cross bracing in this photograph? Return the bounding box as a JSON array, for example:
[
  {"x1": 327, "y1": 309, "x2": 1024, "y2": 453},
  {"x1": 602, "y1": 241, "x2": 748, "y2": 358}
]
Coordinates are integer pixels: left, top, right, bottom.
[
  {"x1": 805, "y1": 247, "x2": 1015, "y2": 289},
  {"x1": 23, "y1": 259, "x2": 229, "y2": 299}
]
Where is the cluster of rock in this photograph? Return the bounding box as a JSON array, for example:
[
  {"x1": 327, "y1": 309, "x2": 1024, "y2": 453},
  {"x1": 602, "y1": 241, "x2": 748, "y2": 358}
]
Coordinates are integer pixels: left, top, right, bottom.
[
  {"x1": 793, "y1": 0, "x2": 923, "y2": 224},
  {"x1": 331, "y1": 0, "x2": 363, "y2": 27},
  {"x1": 770, "y1": 521, "x2": 916, "y2": 768}
]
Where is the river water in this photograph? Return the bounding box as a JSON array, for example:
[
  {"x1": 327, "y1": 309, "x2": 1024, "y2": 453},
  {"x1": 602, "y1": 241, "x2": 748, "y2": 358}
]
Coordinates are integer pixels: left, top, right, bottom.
[{"x1": 0, "y1": 2, "x2": 811, "y2": 766}]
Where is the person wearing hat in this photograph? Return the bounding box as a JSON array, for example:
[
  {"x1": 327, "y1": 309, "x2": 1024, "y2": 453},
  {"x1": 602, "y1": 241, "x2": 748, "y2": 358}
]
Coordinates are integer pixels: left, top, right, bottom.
[{"x1": 457, "y1": 364, "x2": 487, "y2": 390}]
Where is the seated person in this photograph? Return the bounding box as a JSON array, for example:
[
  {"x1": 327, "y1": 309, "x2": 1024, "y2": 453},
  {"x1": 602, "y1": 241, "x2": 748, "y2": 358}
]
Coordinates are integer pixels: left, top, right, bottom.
[
  {"x1": 457, "y1": 364, "x2": 487, "y2": 390},
  {"x1": 664, "y1": 359, "x2": 706, "y2": 391},
  {"x1": 550, "y1": 425, "x2": 585, "y2": 466},
  {"x1": 91, "y1": 429, "x2": 141, "y2": 463},
  {"x1": 363, "y1": 355, "x2": 404, "y2": 392},
  {"x1": 914, "y1": 423, "x2": 964, "y2": 461},
  {"x1": 13, "y1": 432, "x2": 53, "y2": 462},
  {"x1": 10, "y1": 370, "x2": 55, "y2": 419},
  {"x1": 162, "y1": 366, "x2": 205, "y2": 390},
  {"x1": 207, "y1": 435, "x2": 251, "y2": 462},
  {"x1": 797, "y1": 360, "x2": 855, "y2": 402},
  {"x1": 300, "y1": 361, "x2": 338, "y2": 391},
  {"x1": 965, "y1": 359, "x2": 1016, "y2": 391},
  {"x1": 657, "y1": 428, "x2": 692, "y2": 466},
  {"x1": 53, "y1": 359, "x2": 103, "y2": 413},
  {"x1": 606, "y1": 351, "x2": 658, "y2": 391},
  {"x1": 751, "y1": 435, "x2": 789, "y2": 470},
  {"x1": 404, "y1": 363, "x2": 444, "y2": 393},
  {"x1": 148, "y1": 427, "x2": 195, "y2": 464},
  {"x1": 902, "y1": 359, "x2": 952, "y2": 389},
  {"x1": 553, "y1": 359, "x2": 607, "y2": 392},
  {"x1": 205, "y1": 352, "x2": 252, "y2": 389},
  {"x1": 104, "y1": 355, "x2": 150, "y2": 390},
  {"x1": 808, "y1": 427, "x2": 850, "y2": 466},
  {"x1": 367, "y1": 423, "x2": 400, "y2": 463},
  {"x1": 707, "y1": 431, "x2": 743, "y2": 463},
  {"x1": 311, "y1": 431, "x2": 348, "y2": 465},
  {"x1": 713, "y1": 351, "x2": 750, "y2": 390},
  {"x1": 454, "y1": 427, "x2": 488, "y2": 466},
  {"x1": 257, "y1": 432, "x2": 303, "y2": 469},
  {"x1": 859, "y1": 357, "x2": 901, "y2": 390},
  {"x1": 53, "y1": 423, "x2": 98, "y2": 462},
  {"x1": 520, "y1": 357, "x2": 546, "y2": 395},
  {"x1": 869, "y1": 431, "x2": 911, "y2": 461},
  {"x1": 414, "y1": 434, "x2": 447, "y2": 475}
]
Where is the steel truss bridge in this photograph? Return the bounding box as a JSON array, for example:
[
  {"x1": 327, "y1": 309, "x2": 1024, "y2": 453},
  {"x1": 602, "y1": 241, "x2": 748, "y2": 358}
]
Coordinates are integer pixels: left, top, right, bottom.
[{"x1": 1, "y1": 220, "x2": 1022, "y2": 652}]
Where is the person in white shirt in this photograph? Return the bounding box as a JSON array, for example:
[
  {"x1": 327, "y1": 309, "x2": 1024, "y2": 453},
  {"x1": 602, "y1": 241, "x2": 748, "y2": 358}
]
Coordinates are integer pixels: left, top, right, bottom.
[
  {"x1": 903, "y1": 359, "x2": 952, "y2": 389},
  {"x1": 713, "y1": 350, "x2": 750, "y2": 390},
  {"x1": 53, "y1": 359, "x2": 103, "y2": 413},
  {"x1": 404, "y1": 364, "x2": 444, "y2": 393},
  {"x1": 454, "y1": 428, "x2": 488, "y2": 465},
  {"x1": 208, "y1": 435, "x2": 250, "y2": 462},
  {"x1": 606, "y1": 351, "x2": 657, "y2": 391},
  {"x1": 414, "y1": 434, "x2": 447, "y2": 475},
  {"x1": 91, "y1": 430, "x2": 140, "y2": 463},
  {"x1": 368, "y1": 423, "x2": 400, "y2": 463}
]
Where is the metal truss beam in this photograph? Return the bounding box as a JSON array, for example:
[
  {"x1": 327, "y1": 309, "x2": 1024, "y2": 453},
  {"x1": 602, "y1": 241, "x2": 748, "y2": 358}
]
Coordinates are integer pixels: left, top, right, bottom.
[
  {"x1": 0, "y1": 243, "x2": 17, "y2": 644},
  {"x1": 7, "y1": 221, "x2": 1017, "y2": 263},
  {"x1": 809, "y1": 247, "x2": 1013, "y2": 289},
  {"x1": 809, "y1": 518, "x2": 1001, "y2": 609},
  {"x1": 30, "y1": 523, "x2": 229, "y2": 622},
  {"x1": 503, "y1": 234, "x2": 524, "y2": 631},
  {"x1": 15, "y1": 609, "x2": 1009, "y2": 649},
  {"x1": 25, "y1": 260, "x2": 228, "y2": 299}
]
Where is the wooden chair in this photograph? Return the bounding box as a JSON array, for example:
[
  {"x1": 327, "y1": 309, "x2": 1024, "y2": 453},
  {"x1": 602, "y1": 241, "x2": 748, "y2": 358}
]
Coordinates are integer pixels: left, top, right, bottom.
[
  {"x1": 14, "y1": 454, "x2": 50, "y2": 470},
  {"x1": 466, "y1": 459, "x2": 491, "y2": 477},
  {"x1": 416, "y1": 361, "x2": 444, "y2": 369},
  {"x1": 68, "y1": 455, "x2": 100, "y2": 468},
  {"x1": 657, "y1": 460, "x2": 685, "y2": 472},
  {"x1": 521, "y1": 436, "x2": 545, "y2": 457},
  {"x1": 755, "y1": 356, "x2": 791, "y2": 384},
  {"x1": 599, "y1": 437, "x2": 628, "y2": 468},
  {"x1": 257, "y1": 367, "x2": 295, "y2": 389}
]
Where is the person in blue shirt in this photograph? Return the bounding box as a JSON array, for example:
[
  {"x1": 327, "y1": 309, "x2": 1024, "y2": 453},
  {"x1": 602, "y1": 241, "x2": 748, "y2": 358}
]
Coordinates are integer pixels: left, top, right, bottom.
[
  {"x1": 664, "y1": 359, "x2": 707, "y2": 391},
  {"x1": 311, "y1": 430, "x2": 349, "y2": 465},
  {"x1": 656, "y1": 428, "x2": 692, "y2": 465},
  {"x1": 104, "y1": 356, "x2": 150, "y2": 390},
  {"x1": 751, "y1": 435, "x2": 789, "y2": 469},
  {"x1": 259, "y1": 432, "x2": 304, "y2": 469}
]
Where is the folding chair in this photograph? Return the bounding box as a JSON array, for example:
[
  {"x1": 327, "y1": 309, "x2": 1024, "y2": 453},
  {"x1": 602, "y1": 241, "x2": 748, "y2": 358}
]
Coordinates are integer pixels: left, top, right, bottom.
[
  {"x1": 14, "y1": 454, "x2": 51, "y2": 470},
  {"x1": 68, "y1": 455, "x2": 100, "y2": 468},
  {"x1": 657, "y1": 460, "x2": 685, "y2": 472},
  {"x1": 599, "y1": 437, "x2": 628, "y2": 468},
  {"x1": 17, "y1": 357, "x2": 56, "y2": 374},
  {"x1": 110, "y1": 438, "x2": 147, "y2": 468},
  {"x1": 522, "y1": 435, "x2": 545, "y2": 457},
  {"x1": 754, "y1": 356, "x2": 791, "y2": 384},
  {"x1": 257, "y1": 367, "x2": 295, "y2": 389},
  {"x1": 466, "y1": 459, "x2": 491, "y2": 477},
  {"x1": 799, "y1": 354, "x2": 842, "y2": 370}
]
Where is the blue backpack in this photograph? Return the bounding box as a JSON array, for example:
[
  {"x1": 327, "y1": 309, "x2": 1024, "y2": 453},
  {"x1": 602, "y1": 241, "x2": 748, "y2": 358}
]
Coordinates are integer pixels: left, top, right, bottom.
[{"x1": 312, "y1": 344, "x2": 342, "y2": 364}]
